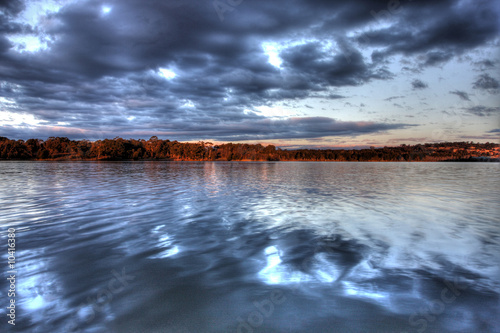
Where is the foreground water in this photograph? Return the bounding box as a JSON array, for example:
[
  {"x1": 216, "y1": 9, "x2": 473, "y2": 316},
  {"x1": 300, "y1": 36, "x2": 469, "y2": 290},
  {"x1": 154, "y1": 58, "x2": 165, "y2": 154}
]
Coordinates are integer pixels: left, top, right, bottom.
[{"x1": 0, "y1": 161, "x2": 499, "y2": 332}]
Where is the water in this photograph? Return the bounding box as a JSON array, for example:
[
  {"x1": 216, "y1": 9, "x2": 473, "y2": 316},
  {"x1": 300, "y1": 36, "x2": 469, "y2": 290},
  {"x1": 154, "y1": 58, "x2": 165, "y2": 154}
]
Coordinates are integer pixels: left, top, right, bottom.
[{"x1": 0, "y1": 161, "x2": 499, "y2": 333}]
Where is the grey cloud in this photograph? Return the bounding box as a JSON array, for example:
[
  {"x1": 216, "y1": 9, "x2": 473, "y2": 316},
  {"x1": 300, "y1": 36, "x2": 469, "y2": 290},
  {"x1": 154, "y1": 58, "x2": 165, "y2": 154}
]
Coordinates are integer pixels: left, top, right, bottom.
[
  {"x1": 411, "y1": 79, "x2": 428, "y2": 90},
  {"x1": 473, "y1": 74, "x2": 499, "y2": 91},
  {"x1": 359, "y1": 0, "x2": 499, "y2": 67},
  {"x1": 0, "y1": 35, "x2": 11, "y2": 52},
  {"x1": 423, "y1": 51, "x2": 454, "y2": 66},
  {"x1": 280, "y1": 41, "x2": 393, "y2": 88},
  {"x1": 449, "y1": 90, "x2": 470, "y2": 101},
  {"x1": 384, "y1": 96, "x2": 404, "y2": 101},
  {"x1": 465, "y1": 106, "x2": 500, "y2": 117},
  {"x1": 0, "y1": 116, "x2": 413, "y2": 142},
  {"x1": 309, "y1": 93, "x2": 346, "y2": 100},
  {"x1": 0, "y1": 0, "x2": 25, "y2": 16},
  {"x1": 474, "y1": 59, "x2": 496, "y2": 70}
]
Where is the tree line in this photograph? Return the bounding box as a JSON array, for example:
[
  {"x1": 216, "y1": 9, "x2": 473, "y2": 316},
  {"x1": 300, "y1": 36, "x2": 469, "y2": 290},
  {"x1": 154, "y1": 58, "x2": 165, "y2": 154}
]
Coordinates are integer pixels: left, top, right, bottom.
[{"x1": 0, "y1": 136, "x2": 498, "y2": 162}]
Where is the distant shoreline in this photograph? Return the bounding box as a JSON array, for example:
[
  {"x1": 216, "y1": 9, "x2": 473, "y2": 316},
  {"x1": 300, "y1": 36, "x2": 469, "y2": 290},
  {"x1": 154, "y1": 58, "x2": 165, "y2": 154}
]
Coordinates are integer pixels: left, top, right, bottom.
[
  {"x1": 1, "y1": 158, "x2": 499, "y2": 163},
  {"x1": 1, "y1": 137, "x2": 499, "y2": 162}
]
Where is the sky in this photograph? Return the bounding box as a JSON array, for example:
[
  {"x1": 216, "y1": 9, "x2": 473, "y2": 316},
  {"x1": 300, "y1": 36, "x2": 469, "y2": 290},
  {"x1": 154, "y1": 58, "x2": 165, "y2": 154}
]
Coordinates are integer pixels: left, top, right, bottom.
[{"x1": 0, "y1": 0, "x2": 499, "y2": 148}]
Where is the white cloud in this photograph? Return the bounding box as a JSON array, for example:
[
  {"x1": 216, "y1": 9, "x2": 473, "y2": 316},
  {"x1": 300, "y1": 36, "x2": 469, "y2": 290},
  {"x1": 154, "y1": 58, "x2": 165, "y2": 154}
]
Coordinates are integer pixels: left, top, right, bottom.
[
  {"x1": 0, "y1": 111, "x2": 45, "y2": 127},
  {"x1": 158, "y1": 68, "x2": 176, "y2": 80},
  {"x1": 7, "y1": 35, "x2": 48, "y2": 53},
  {"x1": 262, "y1": 42, "x2": 283, "y2": 68}
]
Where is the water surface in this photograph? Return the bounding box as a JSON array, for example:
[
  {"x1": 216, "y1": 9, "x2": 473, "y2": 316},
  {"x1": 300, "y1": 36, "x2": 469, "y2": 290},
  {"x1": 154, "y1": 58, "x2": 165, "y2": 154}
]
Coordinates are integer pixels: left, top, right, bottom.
[{"x1": 0, "y1": 162, "x2": 499, "y2": 332}]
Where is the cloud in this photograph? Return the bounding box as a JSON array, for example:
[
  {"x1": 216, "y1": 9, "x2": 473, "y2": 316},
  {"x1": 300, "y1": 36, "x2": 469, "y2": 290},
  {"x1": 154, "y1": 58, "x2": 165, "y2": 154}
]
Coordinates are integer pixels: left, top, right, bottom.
[
  {"x1": 459, "y1": 134, "x2": 499, "y2": 140},
  {"x1": 411, "y1": 79, "x2": 428, "y2": 90},
  {"x1": 279, "y1": 41, "x2": 393, "y2": 88},
  {"x1": 387, "y1": 137, "x2": 428, "y2": 144},
  {"x1": 449, "y1": 90, "x2": 470, "y2": 101},
  {"x1": 384, "y1": 96, "x2": 404, "y2": 101},
  {"x1": 309, "y1": 93, "x2": 346, "y2": 100},
  {"x1": 473, "y1": 74, "x2": 499, "y2": 91},
  {"x1": 488, "y1": 129, "x2": 500, "y2": 133},
  {"x1": 474, "y1": 59, "x2": 496, "y2": 71},
  {"x1": 184, "y1": 117, "x2": 413, "y2": 141},
  {"x1": 0, "y1": 35, "x2": 12, "y2": 52},
  {"x1": 465, "y1": 106, "x2": 500, "y2": 117},
  {"x1": 359, "y1": 0, "x2": 500, "y2": 67},
  {"x1": 1, "y1": 116, "x2": 413, "y2": 141},
  {"x1": 0, "y1": 0, "x2": 25, "y2": 16}
]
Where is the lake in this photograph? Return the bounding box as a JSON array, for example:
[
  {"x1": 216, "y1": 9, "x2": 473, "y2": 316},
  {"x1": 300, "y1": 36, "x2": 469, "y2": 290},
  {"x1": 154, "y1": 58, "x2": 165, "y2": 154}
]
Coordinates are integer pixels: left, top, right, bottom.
[{"x1": 0, "y1": 161, "x2": 499, "y2": 332}]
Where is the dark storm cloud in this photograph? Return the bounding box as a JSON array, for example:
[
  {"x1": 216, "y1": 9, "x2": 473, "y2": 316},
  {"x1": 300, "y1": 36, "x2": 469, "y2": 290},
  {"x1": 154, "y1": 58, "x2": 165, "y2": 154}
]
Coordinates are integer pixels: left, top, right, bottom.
[
  {"x1": 449, "y1": 90, "x2": 470, "y2": 101},
  {"x1": 473, "y1": 74, "x2": 500, "y2": 91},
  {"x1": 0, "y1": 0, "x2": 498, "y2": 141},
  {"x1": 488, "y1": 129, "x2": 500, "y2": 133},
  {"x1": 0, "y1": 35, "x2": 11, "y2": 52},
  {"x1": 411, "y1": 79, "x2": 428, "y2": 90},
  {"x1": 0, "y1": 0, "x2": 25, "y2": 16},
  {"x1": 358, "y1": 0, "x2": 499, "y2": 67},
  {"x1": 0, "y1": 0, "x2": 31, "y2": 40},
  {"x1": 465, "y1": 106, "x2": 500, "y2": 117},
  {"x1": 279, "y1": 41, "x2": 393, "y2": 88}
]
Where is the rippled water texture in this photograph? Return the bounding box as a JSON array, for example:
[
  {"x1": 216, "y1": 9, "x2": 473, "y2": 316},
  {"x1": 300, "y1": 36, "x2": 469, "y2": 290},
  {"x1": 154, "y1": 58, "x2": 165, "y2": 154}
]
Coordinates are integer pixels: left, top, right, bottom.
[{"x1": 1, "y1": 161, "x2": 499, "y2": 332}]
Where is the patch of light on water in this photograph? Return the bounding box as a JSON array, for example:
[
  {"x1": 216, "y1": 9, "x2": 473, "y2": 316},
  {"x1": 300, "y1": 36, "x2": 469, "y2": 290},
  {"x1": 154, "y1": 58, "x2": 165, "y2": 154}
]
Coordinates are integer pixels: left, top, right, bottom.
[
  {"x1": 26, "y1": 294, "x2": 45, "y2": 310},
  {"x1": 11, "y1": 249, "x2": 72, "y2": 328},
  {"x1": 149, "y1": 226, "x2": 180, "y2": 259},
  {"x1": 258, "y1": 247, "x2": 342, "y2": 285},
  {"x1": 342, "y1": 263, "x2": 428, "y2": 315},
  {"x1": 343, "y1": 281, "x2": 386, "y2": 299},
  {"x1": 152, "y1": 246, "x2": 180, "y2": 259},
  {"x1": 152, "y1": 225, "x2": 165, "y2": 233},
  {"x1": 310, "y1": 253, "x2": 340, "y2": 283},
  {"x1": 259, "y1": 246, "x2": 284, "y2": 284},
  {"x1": 342, "y1": 281, "x2": 389, "y2": 306},
  {"x1": 258, "y1": 245, "x2": 310, "y2": 285},
  {"x1": 346, "y1": 259, "x2": 381, "y2": 281}
]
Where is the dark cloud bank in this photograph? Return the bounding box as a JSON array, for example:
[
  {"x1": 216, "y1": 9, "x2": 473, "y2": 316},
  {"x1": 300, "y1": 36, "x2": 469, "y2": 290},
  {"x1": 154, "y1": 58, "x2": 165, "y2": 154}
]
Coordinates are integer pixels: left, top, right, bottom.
[{"x1": 0, "y1": 0, "x2": 499, "y2": 141}]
